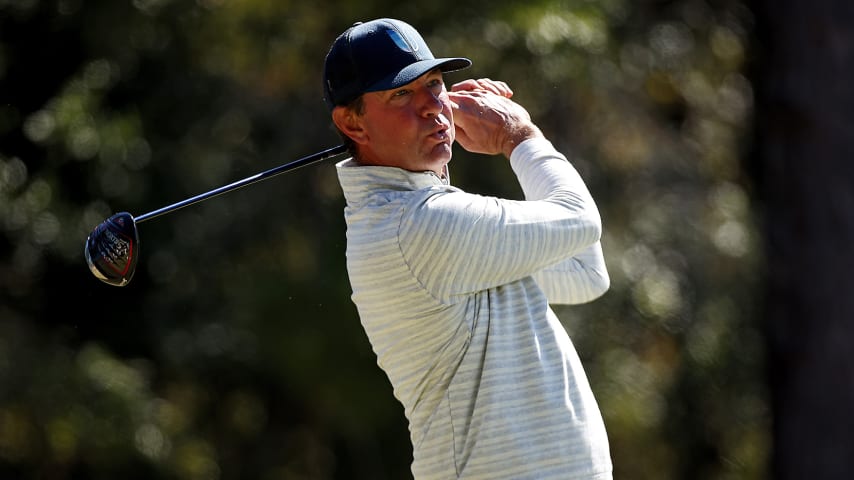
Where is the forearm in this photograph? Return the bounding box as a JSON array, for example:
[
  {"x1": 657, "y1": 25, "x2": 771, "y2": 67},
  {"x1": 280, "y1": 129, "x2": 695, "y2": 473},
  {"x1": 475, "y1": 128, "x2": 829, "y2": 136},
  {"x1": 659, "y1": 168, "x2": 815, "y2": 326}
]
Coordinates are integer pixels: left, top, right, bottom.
[
  {"x1": 510, "y1": 138, "x2": 610, "y2": 303},
  {"x1": 534, "y1": 241, "x2": 610, "y2": 304}
]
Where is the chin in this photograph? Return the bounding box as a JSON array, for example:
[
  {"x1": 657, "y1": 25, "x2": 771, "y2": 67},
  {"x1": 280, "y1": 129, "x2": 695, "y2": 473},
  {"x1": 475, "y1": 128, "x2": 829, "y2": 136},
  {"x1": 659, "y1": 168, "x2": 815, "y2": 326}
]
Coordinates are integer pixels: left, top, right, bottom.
[{"x1": 432, "y1": 141, "x2": 453, "y2": 160}]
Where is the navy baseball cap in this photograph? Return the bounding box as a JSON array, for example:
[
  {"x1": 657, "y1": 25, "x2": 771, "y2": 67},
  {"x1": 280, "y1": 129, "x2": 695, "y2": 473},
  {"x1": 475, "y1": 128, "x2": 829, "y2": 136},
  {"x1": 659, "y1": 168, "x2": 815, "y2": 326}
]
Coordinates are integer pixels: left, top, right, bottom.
[{"x1": 323, "y1": 18, "x2": 472, "y2": 110}]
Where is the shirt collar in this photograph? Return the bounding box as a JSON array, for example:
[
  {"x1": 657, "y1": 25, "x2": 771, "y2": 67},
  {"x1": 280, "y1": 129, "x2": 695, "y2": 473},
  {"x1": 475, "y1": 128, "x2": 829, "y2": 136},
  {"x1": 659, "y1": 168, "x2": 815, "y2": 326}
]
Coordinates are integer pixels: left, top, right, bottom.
[{"x1": 335, "y1": 158, "x2": 448, "y2": 205}]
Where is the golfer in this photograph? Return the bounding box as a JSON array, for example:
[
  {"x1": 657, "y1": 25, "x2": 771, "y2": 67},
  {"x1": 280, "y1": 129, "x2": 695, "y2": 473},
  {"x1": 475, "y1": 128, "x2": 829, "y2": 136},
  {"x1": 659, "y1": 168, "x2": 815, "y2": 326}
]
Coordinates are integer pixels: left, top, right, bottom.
[{"x1": 323, "y1": 18, "x2": 612, "y2": 480}]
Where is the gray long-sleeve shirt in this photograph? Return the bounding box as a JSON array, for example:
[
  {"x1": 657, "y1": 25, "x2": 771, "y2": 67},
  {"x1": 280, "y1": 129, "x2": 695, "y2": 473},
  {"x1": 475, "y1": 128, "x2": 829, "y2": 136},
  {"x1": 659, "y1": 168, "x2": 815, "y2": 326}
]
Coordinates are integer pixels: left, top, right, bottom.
[{"x1": 336, "y1": 137, "x2": 612, "y2": 479}]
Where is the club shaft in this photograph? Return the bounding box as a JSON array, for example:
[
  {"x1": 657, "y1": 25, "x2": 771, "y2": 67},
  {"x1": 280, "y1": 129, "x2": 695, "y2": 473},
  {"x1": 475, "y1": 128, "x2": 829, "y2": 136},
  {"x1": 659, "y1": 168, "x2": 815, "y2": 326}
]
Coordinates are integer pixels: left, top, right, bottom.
[{"x1": 134, "y1": 144, "x2": 347, "y2": 224}]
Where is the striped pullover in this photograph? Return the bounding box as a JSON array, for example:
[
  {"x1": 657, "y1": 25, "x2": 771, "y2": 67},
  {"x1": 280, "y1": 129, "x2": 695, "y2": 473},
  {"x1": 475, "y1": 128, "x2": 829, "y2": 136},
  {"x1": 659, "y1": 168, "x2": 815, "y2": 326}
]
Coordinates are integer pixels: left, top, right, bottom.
[{"x1": 336, "y1": 137, "x2": 612, "y2": 479}]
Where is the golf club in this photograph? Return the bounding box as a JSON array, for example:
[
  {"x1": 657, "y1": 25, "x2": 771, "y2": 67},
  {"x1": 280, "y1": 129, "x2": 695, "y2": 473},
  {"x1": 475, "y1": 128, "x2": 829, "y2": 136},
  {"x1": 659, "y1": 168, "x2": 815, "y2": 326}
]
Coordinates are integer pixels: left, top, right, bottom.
[{"x1": 85, "y1": 144, "x2": 348, "y2": 287}]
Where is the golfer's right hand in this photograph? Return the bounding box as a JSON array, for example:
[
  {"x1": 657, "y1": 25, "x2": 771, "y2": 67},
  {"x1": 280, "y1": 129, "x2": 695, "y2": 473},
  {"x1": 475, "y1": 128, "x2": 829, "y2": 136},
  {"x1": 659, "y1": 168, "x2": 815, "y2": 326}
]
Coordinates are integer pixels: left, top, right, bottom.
[{"x1": 449, "y1": 78, "x2": 543, "y2": 158}]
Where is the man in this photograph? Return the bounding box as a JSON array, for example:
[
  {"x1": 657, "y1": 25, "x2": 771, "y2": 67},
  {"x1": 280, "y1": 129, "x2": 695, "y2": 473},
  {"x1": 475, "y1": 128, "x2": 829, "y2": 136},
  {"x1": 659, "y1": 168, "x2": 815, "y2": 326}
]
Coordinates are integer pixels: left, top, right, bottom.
[{"x1": 323, "y1": 18, "x2": 612, "y2": 479}]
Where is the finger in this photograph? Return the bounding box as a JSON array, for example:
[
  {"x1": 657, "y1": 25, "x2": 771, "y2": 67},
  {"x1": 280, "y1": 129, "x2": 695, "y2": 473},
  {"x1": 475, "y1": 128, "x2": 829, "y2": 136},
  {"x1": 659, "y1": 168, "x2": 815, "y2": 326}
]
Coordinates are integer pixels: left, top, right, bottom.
[
  {"x1": 450, "y1": 79, "x2": 482, "y2": 92},
  {"x1": 448, "y1": 94, "x2": 483, "y2": 128},
  {"x1": 482, "y1": 79, "x2": 513, "y2": 98},
  {"x1": 472, "y1": 79, "x2": 501, "y2": 96},
  {"x1": 451, "y1": 78, "x2": 514, "y2": 98},
  {"x1": 464, "y1": 79, "x2": 512, "y2": 98},
  {"x1": 494, "y1": 81, "x2": 513, "y2": 98}
]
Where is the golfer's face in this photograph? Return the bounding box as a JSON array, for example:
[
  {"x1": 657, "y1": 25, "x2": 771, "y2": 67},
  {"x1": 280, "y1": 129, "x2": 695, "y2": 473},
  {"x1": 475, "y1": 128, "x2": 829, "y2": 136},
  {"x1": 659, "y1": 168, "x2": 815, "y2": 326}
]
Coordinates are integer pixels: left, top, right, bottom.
[{"x1": 357, "y1": 69, "x2": 455, "y2": 176}]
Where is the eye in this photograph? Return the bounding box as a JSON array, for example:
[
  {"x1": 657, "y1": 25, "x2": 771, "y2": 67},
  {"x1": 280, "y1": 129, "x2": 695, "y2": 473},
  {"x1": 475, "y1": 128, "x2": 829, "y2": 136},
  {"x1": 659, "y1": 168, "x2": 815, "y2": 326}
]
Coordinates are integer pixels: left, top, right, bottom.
[
  {"x1": 392, "y1": 88, "x2": 411, "y2": 97},
  {"x1": 427, "y1": 77, "x2": 445, "y2": 90}
]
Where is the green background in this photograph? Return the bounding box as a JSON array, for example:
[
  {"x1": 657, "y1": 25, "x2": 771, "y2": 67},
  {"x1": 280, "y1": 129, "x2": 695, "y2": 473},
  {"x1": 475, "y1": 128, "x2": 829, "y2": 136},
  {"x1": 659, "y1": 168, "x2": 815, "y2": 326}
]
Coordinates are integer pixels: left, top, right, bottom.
[{"x1": 1, "y1": 0, "x2": 769, "y2": 478}]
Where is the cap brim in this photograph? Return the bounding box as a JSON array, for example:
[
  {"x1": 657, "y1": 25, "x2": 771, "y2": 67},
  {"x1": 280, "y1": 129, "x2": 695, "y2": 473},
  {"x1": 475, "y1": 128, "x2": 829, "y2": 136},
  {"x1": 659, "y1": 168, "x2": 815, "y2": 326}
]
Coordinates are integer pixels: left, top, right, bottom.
[{"x1": 365, "y1": 57, "x2": 472, "y2": 94}]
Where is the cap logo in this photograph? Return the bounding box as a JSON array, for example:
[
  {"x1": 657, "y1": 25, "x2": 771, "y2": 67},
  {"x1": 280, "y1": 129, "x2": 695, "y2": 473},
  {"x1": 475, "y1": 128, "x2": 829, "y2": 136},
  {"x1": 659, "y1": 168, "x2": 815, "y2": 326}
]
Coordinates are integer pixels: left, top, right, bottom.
[{"x1": 387, "y1": 29, "x2": 418, "y2": 53}]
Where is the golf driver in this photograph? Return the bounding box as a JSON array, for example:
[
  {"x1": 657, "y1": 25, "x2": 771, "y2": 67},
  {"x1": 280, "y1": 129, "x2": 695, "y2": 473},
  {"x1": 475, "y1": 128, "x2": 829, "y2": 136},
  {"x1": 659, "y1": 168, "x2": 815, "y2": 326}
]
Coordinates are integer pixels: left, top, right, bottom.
[{"x1": 85, "y1": 144, "x2": 348, "y2": 287}]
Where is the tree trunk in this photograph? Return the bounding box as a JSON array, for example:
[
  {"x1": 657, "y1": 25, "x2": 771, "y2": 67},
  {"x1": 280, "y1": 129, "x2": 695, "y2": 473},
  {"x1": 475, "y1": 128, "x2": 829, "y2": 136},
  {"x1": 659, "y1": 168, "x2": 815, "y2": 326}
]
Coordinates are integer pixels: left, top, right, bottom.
[{"x1": 751, "y1": 1, "x2": 854, "y2": 478}]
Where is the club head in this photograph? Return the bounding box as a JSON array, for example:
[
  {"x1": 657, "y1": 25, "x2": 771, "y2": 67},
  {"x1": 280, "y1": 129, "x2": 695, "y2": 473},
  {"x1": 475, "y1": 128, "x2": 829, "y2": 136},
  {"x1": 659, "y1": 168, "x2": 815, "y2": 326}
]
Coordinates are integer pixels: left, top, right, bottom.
[{"x1": 84, "y1": 212, "x2": 140, "y2": 287}]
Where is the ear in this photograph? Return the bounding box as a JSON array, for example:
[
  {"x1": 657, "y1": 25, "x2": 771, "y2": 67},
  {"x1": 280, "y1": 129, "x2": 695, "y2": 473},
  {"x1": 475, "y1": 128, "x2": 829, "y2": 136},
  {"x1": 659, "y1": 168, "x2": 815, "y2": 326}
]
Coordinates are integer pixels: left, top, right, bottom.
[{"x1": 331, "y1": 106, "x2": 368, "y2": 144}]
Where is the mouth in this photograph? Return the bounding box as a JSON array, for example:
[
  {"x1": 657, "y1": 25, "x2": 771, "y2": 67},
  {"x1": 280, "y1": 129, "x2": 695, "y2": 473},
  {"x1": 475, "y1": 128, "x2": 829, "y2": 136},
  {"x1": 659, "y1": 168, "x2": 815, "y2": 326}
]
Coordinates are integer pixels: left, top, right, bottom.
[
  {"x1": 430, "y1": 121, "x2": 452, "y2": 143},
  {"x1": 425, "y1": 124, "x2": 453, "y2": 159}
]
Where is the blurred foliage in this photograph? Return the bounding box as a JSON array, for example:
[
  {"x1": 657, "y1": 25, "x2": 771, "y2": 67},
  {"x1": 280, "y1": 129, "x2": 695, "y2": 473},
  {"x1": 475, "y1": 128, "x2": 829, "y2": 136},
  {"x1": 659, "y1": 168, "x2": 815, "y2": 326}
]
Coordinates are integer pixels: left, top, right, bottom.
[{"x1": 0, "y1": 0, "x2": 766, "y2": 479}]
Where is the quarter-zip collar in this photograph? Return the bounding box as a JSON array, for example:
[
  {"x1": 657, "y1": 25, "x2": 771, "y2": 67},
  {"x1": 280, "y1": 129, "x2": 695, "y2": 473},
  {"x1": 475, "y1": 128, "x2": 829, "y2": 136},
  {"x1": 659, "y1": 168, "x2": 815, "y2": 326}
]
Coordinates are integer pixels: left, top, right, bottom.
[{"x1": 336, "y1": 158, "x2": 450, "y2": 207}]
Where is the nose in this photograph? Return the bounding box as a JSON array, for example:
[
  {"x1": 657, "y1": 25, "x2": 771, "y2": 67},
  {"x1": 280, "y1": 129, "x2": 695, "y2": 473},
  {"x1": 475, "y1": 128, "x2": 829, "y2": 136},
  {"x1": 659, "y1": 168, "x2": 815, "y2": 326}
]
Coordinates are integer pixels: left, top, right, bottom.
[{"x1": 419, "y1": 89, "x2": 444, "y2": 117}]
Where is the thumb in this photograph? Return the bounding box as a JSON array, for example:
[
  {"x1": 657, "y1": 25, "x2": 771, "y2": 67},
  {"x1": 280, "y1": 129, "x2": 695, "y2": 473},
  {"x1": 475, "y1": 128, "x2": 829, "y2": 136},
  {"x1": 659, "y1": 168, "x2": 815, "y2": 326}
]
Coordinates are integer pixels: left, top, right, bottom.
[{"x1": 453, "y1": 125, "x2": 473, "y2": 150}]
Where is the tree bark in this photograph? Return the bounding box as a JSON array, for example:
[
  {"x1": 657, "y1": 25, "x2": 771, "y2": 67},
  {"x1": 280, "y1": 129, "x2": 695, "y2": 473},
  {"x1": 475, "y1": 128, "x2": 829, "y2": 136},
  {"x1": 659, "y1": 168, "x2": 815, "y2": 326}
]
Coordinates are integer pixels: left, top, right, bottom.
[{"x1": 751, "y1": 1, "x2": 854, "y2": 478}]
